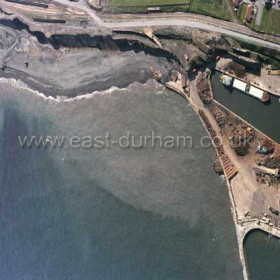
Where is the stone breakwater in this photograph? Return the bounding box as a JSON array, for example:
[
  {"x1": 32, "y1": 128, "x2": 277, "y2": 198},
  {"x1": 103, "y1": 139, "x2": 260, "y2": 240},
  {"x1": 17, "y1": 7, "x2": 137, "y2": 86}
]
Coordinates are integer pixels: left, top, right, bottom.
[{"x1": 236, "y1": 219, "x2": 280, "y2": 280}]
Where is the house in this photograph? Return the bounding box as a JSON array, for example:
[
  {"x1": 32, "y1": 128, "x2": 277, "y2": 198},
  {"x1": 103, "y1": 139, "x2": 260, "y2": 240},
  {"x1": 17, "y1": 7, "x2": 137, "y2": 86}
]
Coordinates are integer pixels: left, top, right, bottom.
[{"x1": 245, "y1": 4, "x2": 254, "y2": 22}]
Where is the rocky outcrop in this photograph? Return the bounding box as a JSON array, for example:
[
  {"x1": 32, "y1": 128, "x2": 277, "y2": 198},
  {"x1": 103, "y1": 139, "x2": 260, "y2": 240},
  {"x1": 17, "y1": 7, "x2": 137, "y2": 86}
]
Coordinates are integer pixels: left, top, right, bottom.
[{"x1": 213, "y1": 155, "x2": 224, "y2": 175}]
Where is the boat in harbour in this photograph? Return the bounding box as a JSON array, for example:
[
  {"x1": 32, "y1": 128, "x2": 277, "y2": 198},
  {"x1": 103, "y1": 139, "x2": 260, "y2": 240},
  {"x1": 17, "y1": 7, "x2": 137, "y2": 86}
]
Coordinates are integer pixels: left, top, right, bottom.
[
  {"x1": 219, "y1": 75, "x2": 233, "y2": 87},
  {"x1": 219, "y1": 74, "x2": 270, "y2": 103}
]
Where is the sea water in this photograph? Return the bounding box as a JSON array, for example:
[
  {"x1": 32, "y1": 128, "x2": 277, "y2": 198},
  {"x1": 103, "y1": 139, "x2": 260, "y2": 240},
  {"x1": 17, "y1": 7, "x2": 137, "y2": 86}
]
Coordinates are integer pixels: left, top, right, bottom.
[{"x1": 0, "y1": 80, "x2": 242, "y2": 280}]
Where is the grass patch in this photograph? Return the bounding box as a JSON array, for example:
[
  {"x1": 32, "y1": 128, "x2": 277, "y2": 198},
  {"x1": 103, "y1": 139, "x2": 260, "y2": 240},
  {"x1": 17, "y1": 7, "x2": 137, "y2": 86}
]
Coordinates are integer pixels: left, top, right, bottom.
[
  {"x1": 189, "y1": 0, "x2": 231, "y2": 20},
  {"x1": 238, "y1": 2, "x2": 247, "y2": 22},
  {"x1": 259, "y1": 8, "x2": 280, "y2": 35},
  {"x1": 109, "y1": 0, "x2": 189, "y2": 6},
  {"x1": 108, "y1": 0, "x2": 232, "y2": 19},
  {"x1": 108, "y1": 0, "x2": 190, "y2": 12},
  {"x1": 246, "y1": 7, "x2": 280, "y2": 35}
]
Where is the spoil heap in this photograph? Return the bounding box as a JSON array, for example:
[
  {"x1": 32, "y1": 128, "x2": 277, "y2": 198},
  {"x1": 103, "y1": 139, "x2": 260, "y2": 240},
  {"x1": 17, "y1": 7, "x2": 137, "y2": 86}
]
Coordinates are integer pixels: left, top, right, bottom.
[
  {"x1": 224, "y1": 61, "x2": 246, "y2": 78},
  {"x1": 196, "y1": 70, "x2": 212, "y2": 104},
  {"x1": 266, "y1": 157, "x2": 280, "y2": 169},
  {"x1": 210, "y1": 106, "x2": 227, "y2": 128},
  {"x1": 229, "y1": 126, "x2": 254, "y2": 156},
  {"x1": 199, "y1": 110, "x2": 238, "y2": 180}
]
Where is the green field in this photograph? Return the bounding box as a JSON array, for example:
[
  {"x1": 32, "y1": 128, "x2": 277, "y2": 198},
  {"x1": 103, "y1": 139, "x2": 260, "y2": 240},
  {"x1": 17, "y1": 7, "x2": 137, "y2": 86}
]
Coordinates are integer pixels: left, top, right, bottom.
[
  {"x1": 108, "y1": 0, "x2": 189, "y2": 6},
  {"x1": 108, "y1": 0, "x2": 232, "y2": 20},
  {"x1": 239, "y1": 5, "x2": 280, "y2": 36},
  {"x1": 238, "y1": 2, "x2": 248, "y2": 22},
  {"x1": 257, "y1": 8, "x2": 280, "y2": 35},
  {"x1": 189, "y1": 0, "x2": 231, "y2": 20},
  {"x1": 108, "y1": 0, "x2": 190, "y2": 12}
]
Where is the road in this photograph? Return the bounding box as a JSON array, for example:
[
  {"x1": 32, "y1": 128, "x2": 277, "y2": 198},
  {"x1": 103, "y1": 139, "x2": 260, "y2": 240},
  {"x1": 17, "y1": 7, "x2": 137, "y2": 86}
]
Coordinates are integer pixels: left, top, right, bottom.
[
  {"x1": 51, "y1": 0, "x2": 280, "y2": 51},
  {"x1": 104, "y1": 19, "x2": 280, "y2": 51},
  {"x1": 2, "y1": 0, "x2": 280, "y2": 51}
]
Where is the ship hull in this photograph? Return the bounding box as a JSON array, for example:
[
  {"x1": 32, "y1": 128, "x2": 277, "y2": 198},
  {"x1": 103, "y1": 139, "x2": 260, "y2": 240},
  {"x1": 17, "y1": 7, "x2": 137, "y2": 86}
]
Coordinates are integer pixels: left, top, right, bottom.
[{"x1": 219, "y1": 74, "x2": 270, "y2": 103}]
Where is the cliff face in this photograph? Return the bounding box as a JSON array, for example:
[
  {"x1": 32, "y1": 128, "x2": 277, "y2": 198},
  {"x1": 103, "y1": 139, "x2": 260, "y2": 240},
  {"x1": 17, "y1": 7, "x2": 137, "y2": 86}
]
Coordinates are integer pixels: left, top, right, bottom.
[
  {"x1": 0, "y1": 19, "x2": 178, "y2": 97},
  {"x1": 1, "y1": 17, "x2": 257, "y2": 99}
]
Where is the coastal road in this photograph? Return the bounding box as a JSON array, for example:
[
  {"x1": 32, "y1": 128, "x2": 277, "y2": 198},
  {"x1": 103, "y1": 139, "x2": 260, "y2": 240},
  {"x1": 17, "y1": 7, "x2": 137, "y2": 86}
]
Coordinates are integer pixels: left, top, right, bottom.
[
  {"x1": 52, "y1": 0, "x2": 280, "y2": 51},
  {"x1": 104, "y1": 19, "x2": 280, "y2": 51},
  {"x1": 3, "y1": 0, "x2": 280, "y2": 52}
]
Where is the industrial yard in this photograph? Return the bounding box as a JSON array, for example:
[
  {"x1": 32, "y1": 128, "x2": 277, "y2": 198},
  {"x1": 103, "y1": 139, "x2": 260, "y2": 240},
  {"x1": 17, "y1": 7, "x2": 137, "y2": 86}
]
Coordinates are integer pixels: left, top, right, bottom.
[
  {"x1": 190, "y1": 66, "x2": 280, "y2": 279},
  {"x1": 193, "y1": 67, "x2": 280, "y2": 221},
  {"x1": 158, "y1": 49, "x2": 280, "y2": 236}
]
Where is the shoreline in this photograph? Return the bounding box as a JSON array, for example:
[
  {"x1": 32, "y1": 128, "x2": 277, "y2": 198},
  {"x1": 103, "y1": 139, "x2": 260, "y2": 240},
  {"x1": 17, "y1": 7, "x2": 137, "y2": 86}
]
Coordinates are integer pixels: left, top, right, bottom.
[{"x1": 0, "y1": 77, "x2": 161, "y2": 102}]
